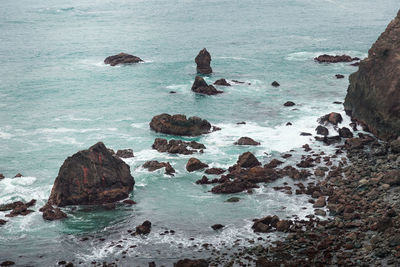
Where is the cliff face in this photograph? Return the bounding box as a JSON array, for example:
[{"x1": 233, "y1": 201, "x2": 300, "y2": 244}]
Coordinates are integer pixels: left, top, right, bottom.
[{"x1": 344, "y1": 10, "x2": 400, "y2": 140}]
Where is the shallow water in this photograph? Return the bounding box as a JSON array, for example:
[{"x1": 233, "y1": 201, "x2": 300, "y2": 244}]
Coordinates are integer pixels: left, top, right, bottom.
[{"x1": 0, "y1": 0, "x2": 398, "y2": 265}]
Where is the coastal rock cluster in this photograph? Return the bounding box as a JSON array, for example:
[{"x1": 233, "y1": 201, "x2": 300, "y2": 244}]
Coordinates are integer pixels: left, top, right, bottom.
[
  {"x1": 344, "y1": 9, "x2": 400, "y2": 140},
  {"x1": 150, "y1": 113, "x2": 213, "y2": 136}
]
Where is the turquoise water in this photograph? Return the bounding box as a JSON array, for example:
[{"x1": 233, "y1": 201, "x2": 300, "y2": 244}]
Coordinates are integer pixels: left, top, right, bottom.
[{"x1": 0, "y1": 0, "x2": 398, "y2": 265}]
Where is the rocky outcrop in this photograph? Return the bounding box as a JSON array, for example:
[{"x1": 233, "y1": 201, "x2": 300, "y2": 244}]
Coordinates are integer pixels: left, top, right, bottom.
[
  {"x1": 40, "y1": 204, "x2": 67, "y2": 221},
  {"x1": 271, "y1": 81, "x2": 280, "y2": 87},
  {"x1": 283, "y1": 101, "x2": 295, "y2": 107},
  {"x1": 1, "y1": 199, "x2": 36, "y2": 218},
  {"x1": 191, "y1": 76, "x2": 223, "y2": 95},
  {"x1": 150, "y1": 114, "x2": 212, "y2": 136},
  {"x1": 214, "y1": 79, "x2": 231, "y2": 86},
  {"x1": 135, "y1": 220, "x2": 151, "y2": 235},
  {"x1": 104, "y1": 53, "x2": 143, "y2": 66},
  {"x1": 47, "y1": 142, "x2": 135, "y2": 206},
  {"x1": 115, "y1": 149, "x2": 134, "y2": 158},
  {"x1": 186, "y1": 158, "x2": 208, "y2": 172},
  {"x1": 205, "y1": 168, "x2": 226, "y2": 175},
  {"x1": 315, "y1": 125, "x2": 329, "y2": 136},
  {"x1": 195, "y1": 48, "x2": 212, "y2": 74},
  {"x1": 344, "y1": 10, "x2": 400, "y2": 140},
  {"x1": 152, "y1": 138, "x2": 205, "y2": 154},
  {"x1": 234, "y1": 137, "x2": 260, "y2": 146},
  {"x1": 0, "y1": 174, "x2": 4, "y2": 179},
  {"x1": 314, "y1": 54, "x2": 359, "y2": 63},
  {"x1": 236, "y1": 152, "x2": 261, "y2": 168},
  {"x1": 143, "y1": 160, "x2": 175, "y2": 176}
]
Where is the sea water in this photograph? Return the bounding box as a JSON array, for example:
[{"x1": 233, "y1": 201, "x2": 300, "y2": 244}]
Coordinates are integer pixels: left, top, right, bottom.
[{"x1": 0, "y1": 0, "x2": 398, "y2": 265}]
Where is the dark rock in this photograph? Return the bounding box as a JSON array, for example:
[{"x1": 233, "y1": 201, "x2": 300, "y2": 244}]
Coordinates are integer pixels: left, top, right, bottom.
[
  {"x1": 271, "y1": 81, "x2": 280, "y2": 87},
  {"x1": 313, "y1": 196, "x2": 326, "y2": 208},
  {"x1": 315, "y1": 125, "x2": 329, "y2": 136},
  {"x1": 191, "y1": 76, "x2": 223, "y2": 95},
  {"x1": 195, "y1": 48, "x2": 212, "y2": 75},
  {"x1": 225, "y1": 197, "x2": 240, "y2": 203},
  {"x1": 0, "y1": 174, "x2": 4, "y2": 179},
  {"x1": 0, "y1": 201, "x2": 24, "y2": 211},
  {"x1": 150, "y1": 114, "x2": 212, "y2": 136},
  {"x1": 186, "y1": 158, "x2": 208, "y2": 172},
  {"x1": 283, "y1": 101, "x2": 295, "y2": 107},
  {"x1": 136, "y1": 220, "x2": 152, "y2": 235},
  {"x1": 286, "y1": 122, "x2": 292, "y2": 126},
  {"x1": 236, "y1": 121, "x2": 246, "y2": 125},
  {"x1": 237, "y1": 152, "x2": 261, "y2": 168},
  {"x1": 333, "y1": 101, "x2": 342, "y2": 104},
  {"x1": 382, "y1": 170, "x2": 400, "y2": 186},
  {"x1": 41, "y1": 204, "x2": 67, "y2": 221},
  {"x1": 174, "y1": 259, "x2": 208, "y2": 267},
  {"x1": 169, "y1": 91, "x2": 176, "y2": 94},
  {"x1": 47, "y1": 142, "x2": 134, "y2": 206},
  {"x1": 276, "y1": 220, "x2": 291, "y2": 232},
  {"x1": 204, "y1": 168, "x2": 226, "y2": 175},
  {"x1": 152, "y1": 138, "x2": 206, "y2": 154},
  {"x1": 211, "y1": 180, "x2": 258, "y2": 194},
  {"x1": 335, "y1": 74, "x2": 345, "y2": 79},
  {"x1": 390, "y1": 137, "x2": 400, "y2": 153},
  {"x1": 14, "y1": 173, "x2": 23, "y2": 178},
  {"x1": 214, "y1": 79, "x2": 231, "y2": 86},
  {"x1": 123, "y1": 199, "x2": 136, "y2": 205},
  {"x1": 314, "y1": 54, "x2": 358, "y2": 63},
  {"x1": 300, "y1": 132, "x2": 312, "y2": 136},
  {"x1": 339, "y1": 127, "x2": 353, "y2": 138},
  {"x1": 211, "y1": 224, "x2": 224, "y2": 230},
  {"x1": 0, "y1": 261, "x2": 15, "y2": 266},
  {"x1": 344, "y1": 10, "x2": 400, "y2": 140},
  {"x1": 195, "y1": 176, "x2": 215, "y2": 185},
  {"x1": 234, "y1": 137, "x2": 260, "y2": 146},
  {"x1": 264, "y1": 159, "x2": 283, "y2": 169},
  {"x1": 350, "y1": 62, "x2": 360, "y2": 66},
  {"x1": 232, "y1": 80, "x2": 250, "y2": 85},
  {"x1": 143, "y1": 160, "x2": 175, "y2": 175},
  {"x1": 318, "y1": 112, "x2": 343, "y2": 125},
  {"x1": 0, "y1": 219, "x2": 6, "y2": 225},
  {"x1": 104, "y1": 53, "x2": 143, "y2": 66},
  {"x1": 115, "y1": 149, "x2": 134, "y2": 158}
]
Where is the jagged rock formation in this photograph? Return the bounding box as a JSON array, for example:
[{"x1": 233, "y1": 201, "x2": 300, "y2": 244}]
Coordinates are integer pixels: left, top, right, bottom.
[
  {"x1": 195, "y1": 48, "x2": 212, "y2": 74},
  {"x1": 104, "y1": 53, "x2": 143, "y2": 66},
  {"x1": 344, "y1": 10, "x2": 400, "y2": 140}
]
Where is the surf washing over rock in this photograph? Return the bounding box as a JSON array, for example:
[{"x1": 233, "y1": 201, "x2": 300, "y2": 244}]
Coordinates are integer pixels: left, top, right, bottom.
[{"x1": 0, "y1": 1, "x2": 399, "y2": 266}]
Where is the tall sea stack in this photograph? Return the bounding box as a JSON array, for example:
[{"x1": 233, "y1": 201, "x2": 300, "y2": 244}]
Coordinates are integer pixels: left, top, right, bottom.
[
  {"x1": 344, "y1": 10, "x2": 400, "y2": 140},
  {"x1": 195, "y1": 48, "x2": 212, "y2": 74}
]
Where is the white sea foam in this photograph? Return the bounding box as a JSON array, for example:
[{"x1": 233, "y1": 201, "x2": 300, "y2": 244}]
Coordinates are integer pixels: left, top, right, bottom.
[
  {"x1": 46, "y1": 136, "x2": 83, "y2": 145},
  {"x1": 0, "y1": 130, "x2": 12, "y2": 139}
]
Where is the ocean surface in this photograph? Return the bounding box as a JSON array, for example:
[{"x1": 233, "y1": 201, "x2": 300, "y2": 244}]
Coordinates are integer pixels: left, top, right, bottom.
[{"x1": 0, "y1": 0, "x2": 398, "y2": 266}]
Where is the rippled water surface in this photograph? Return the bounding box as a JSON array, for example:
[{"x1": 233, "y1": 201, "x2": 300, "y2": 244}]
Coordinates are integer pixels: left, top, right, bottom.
[{"x1": 0, "y1": 0, "x2": 398, "y2": 265}]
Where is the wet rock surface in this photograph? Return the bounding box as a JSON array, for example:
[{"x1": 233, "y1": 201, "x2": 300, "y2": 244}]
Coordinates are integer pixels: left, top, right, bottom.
[
  {"x1": 213, "y1": 79, "x2": 231, "y2": 86},
  {"x1": 186, "y1": 158, "x2": 208, "y2": 172},
  {"x1": 143, "y1": 160, "x2": 175, "y2": 176},
  {"x1": 150, "y1": 114, "x2": 212, "y2": 136},
  {"x1": 191, "y1": 76, "x2": 223, "y2": 95},
  {"x1": 234, "y1": 137, "x2": 260, "y2": 146},
  {"x1": 152, "y1": 138, "x2": 205, "y2": 155},
  {"x1": 47, "y1": 142, "x2": 135, "y2": 206},
  {"x1": 314, "y1": 54, "x2": 359, "y2": 63},
  {"x1": 104, "y1": 53, "x2": 143, "y2": 66}
]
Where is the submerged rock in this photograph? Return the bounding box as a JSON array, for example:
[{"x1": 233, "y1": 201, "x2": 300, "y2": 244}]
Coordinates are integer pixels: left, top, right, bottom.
[
  {"x1": 211, "y1": 224, "x2": 224, "y2": 230},
  {"x1": 344, "y1": 10, "x2": 400, "y2": 140},
  {"x1": 211, "y1": 180, "x2": 258, "y2": 194},
  {"x1": 335, "y1": 74, "x2": 345, "y2": 79},
  {"x1": 314, "y1": 54, "x2": 358, "y2": 63},
  {"x1": 143, "y1": 160, "x2": 175, "y2": 176},
  {"x1": 47, "y1": 142, "x2": 134, "y2": 206},
  {"x1": 204, "y1": 168, "x2": 226, "y2": 175},
  {"x1": 214, "y1": 78, "x2": 231, "y2": 86},
  {"x1": 14, "y1": 173, "x2": 23, "y2": 178},
  {"x1": 152, "y1": 138, "x2": 205, "y2": 154},
  {"x1": 315, "y1": 125, "x2": 329, "y2": 136},
  {"x1": 191, "y1": 76, "x2": 223, "y2": 95},
  {"x1": 186, "y1": 158, "x2": 208, "y2": 172},
  {"x1": 150, "y1": 114, "x2": 212, "y2": 136},
  {"x1": 283, "y1": 101, "x2": 295, "y2": 107},
  {"x1": 195, "y1": 48, "x2": 212, "y2": 75},
  {"x1": 234, "y1": 137, "x2": 260, "y2": 146},
  {"x1": 104, "y1": 53, "x2": 143, "y2": 66}
]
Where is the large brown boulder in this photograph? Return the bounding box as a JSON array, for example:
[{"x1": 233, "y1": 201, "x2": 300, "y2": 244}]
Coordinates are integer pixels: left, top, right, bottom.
[
  {"x1": 234, "y1": 137, "x2": 260, "y2": 146},
  {"x1": 186, "y1": 158, "x2": 208, "y2": 172},
  {"x1": 195, "y1": 48, "x2": 212, "y2": 74},
  {"x1": 150, "y1": 114, "x2": 212, "y2": 136},
  {"x1": 344, "y1": 10, "x2": 400, "y2": 140},
  {"x1": 104, "y1": 53, "x2": 143, "y2": 66},
  {"x1": 47, "y1": 142, "x2": 135, "y2": 206},
  {"x1": 237, "y1": 152, "x2": 261, "y2": 168},
  {"x1": 191, "y1": 76, "x2": 223, "y2": 95}
]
